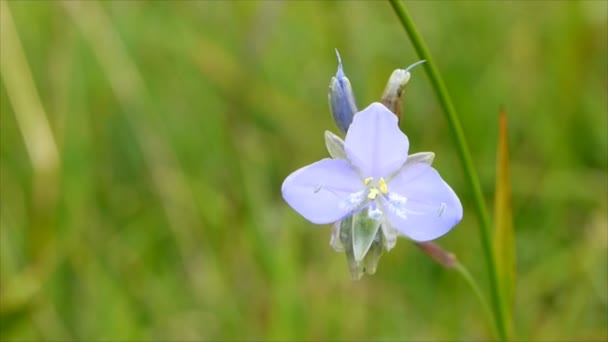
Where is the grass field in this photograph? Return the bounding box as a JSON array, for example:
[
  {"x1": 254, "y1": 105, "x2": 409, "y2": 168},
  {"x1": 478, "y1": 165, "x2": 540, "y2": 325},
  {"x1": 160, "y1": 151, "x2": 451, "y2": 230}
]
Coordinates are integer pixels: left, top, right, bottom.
[{"x1": 1, "y1": 1, "x2": 607, "y2": 341}]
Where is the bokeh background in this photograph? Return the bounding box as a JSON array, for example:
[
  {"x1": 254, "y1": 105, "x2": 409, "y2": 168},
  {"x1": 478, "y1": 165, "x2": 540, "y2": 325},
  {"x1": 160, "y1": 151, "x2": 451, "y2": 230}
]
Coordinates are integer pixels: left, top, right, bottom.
[{"x1": 1, "y1": 1, "x2": 607, "y2": 341}]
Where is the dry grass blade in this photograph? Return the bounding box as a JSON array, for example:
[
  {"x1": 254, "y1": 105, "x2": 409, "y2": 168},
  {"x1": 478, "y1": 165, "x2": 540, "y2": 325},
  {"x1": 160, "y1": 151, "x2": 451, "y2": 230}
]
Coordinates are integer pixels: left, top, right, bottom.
[{"x1": 493, "y1": 107, "x2": 515, "y2": 339}]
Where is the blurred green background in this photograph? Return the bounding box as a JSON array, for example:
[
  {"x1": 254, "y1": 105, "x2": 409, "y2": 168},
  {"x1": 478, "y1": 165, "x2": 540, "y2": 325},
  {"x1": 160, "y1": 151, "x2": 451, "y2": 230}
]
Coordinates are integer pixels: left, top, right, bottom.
[{"x1": 1, "y1": 1, "x2": 607, "y2": 341}]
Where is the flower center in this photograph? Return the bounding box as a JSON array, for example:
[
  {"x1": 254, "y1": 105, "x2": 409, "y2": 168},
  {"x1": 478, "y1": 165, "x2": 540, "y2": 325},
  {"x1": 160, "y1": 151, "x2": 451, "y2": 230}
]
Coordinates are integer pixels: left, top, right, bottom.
[{"x1": 364, "y1": 177, "x2": 389, "y2": 200}]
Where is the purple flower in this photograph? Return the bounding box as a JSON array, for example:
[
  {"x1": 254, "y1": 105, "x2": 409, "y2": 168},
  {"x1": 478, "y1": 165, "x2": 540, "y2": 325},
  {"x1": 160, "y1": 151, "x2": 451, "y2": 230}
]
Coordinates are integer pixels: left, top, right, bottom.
[{"x1": 282, "y1": 102, "x2": 462, "y2": 243}]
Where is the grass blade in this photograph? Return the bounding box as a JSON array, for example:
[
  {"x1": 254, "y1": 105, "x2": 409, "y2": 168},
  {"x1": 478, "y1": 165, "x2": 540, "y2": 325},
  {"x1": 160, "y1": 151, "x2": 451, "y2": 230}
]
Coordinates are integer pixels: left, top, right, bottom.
[
  {"x1": 494, "y1": 108, "x2": 515, "y2": 339},
  {"x1": 387, "y1": 1, "x2": 507, "y2": 340}
]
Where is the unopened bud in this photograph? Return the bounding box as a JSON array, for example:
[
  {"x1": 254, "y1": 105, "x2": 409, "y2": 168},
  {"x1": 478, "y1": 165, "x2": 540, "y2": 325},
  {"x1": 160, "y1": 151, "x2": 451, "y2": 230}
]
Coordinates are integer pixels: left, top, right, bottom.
[
  {"x1": 328, "y1": 49, "x2": 358, "y2": 134},
  {"x1": 380, "y1": 60, "x2": 426, "y2": 120},
  {"x1": 415, "y1": 241, "x2": 457, "y2": 268}
]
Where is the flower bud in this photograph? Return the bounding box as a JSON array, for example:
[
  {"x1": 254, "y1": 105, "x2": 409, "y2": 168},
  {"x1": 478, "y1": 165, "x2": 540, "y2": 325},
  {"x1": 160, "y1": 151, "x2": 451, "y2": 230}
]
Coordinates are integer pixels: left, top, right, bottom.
[
  {"x1": 380, "y1": 60, "x2": 426, "y2": 120},
  {"x1": 415, "y1": 241, "x2": 457, "y2": 268},
  {"x1": 328, "y1": 49, "x2": 358, "y2": 134}
]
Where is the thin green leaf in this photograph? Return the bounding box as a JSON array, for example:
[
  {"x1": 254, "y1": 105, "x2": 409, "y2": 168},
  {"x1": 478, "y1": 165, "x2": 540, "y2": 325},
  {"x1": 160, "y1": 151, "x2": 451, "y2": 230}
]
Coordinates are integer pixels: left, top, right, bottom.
[
  {"x1": 387, "y1": 1, "x2": 506, "y2": 340},
  {"x1": 493, "y1": 107, "x2": 515, "y2": 339}
]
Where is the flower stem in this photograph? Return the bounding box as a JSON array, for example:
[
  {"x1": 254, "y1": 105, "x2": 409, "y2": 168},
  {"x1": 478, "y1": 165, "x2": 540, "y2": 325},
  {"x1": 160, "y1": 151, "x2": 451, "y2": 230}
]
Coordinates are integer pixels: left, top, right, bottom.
[{"x1": 387, "y1": 1, "x2": 507, "y2": 340}]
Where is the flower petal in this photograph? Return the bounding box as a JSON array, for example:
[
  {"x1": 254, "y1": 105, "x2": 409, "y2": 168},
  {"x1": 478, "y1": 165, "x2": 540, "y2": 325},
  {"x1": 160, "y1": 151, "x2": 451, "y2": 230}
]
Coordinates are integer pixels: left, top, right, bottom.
[
  {"x1": 383, "y1": 163, "x2": 462, "y2": 241},
  {"x1": 345, "y1": 102, "x2": 409, "y2": 178},
  {"x1": 387, "y1": 151, "x2": 435, "y2": 181},
  {"x1": 282, "y1": 158, "x2": 365, "y2": 224}
]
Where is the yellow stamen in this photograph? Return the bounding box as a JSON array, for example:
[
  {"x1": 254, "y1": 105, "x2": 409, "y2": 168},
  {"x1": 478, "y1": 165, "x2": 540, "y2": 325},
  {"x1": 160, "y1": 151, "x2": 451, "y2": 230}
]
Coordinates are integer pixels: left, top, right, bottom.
[
  {"x1": 378, "y1": 177, "x2": 388, "y2": 194},
  {"x1": 364, "y1": 177, "x2": 373, "y2": 186},
  {"x1": 367, "y1": 188, "x2": 379, "y2": 199}
]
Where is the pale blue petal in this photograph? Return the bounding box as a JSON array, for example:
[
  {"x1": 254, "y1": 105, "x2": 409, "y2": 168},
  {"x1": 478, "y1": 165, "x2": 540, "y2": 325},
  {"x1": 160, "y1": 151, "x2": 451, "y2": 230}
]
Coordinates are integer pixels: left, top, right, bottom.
[
  {"x1": 344, "y1": 103, "x2": 409, "y2": 178},
  {"x1": 282, "y1": 158, "x2": 365, "y2": 224},
  {"x1": 382, "y1": 163, "x2": 462, "y2": 241},
  {"x1": 387, "y1": 152, "x2": 435, "y2": 181}
]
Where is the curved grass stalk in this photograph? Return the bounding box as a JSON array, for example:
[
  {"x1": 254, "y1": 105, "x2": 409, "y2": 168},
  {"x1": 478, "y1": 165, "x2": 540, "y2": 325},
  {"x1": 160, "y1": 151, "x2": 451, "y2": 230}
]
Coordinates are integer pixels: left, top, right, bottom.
[
  {"x1": 387, "y1": 0, "x2": 507, "y2": 340},
  {"x1": 453, "y1": 262, "x2": 497, "y2": 338}
]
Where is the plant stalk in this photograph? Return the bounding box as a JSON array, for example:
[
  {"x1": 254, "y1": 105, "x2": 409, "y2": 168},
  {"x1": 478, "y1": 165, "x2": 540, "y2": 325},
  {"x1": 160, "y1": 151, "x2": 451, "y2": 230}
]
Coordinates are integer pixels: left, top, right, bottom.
[{"x1": 388, "y1": 0, "x2": 507, "y2": 340}]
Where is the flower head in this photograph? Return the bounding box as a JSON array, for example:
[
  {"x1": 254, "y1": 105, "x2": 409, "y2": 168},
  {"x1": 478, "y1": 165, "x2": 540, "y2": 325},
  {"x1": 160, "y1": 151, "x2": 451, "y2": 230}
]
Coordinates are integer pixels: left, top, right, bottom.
[{"x1": 282, "y1": 102, "x2": 462, "y2": 245}]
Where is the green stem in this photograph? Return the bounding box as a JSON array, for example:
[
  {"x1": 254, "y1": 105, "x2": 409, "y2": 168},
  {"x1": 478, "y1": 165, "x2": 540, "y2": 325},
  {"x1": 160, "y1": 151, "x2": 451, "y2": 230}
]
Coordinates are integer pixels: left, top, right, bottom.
[
  {"x1": 454, "y1": 262, "x2": 497, "y2": 338},
  {"x1": 388, "y1": 1, "x2": 507, "y2": 341}
]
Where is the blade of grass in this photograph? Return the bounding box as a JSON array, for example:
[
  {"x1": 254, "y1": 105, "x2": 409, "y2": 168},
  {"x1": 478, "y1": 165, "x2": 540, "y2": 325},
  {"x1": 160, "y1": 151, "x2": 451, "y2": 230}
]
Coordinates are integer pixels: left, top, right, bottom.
[
  {"x1": 0, "y1": 1, "x2": 59, "y2": 173},
  {"x1": 0, "y1": 0, "x2": 61, "y2": 256},
  {"x1": 453, "y1": 262, "x2": 497, "y2": 337},
  {"x1": 387, "y1": 1, "x2": 507, "y2": 340},
  {"x1": 1, "y1": 2, "x2": 68, "y2": 338},
  {"x1": 61, "y1": 0, "x2": 228, "y2": 312},
  {"x1": 494, "y1": 108, "x2": 515, "y2": 338},
  {"x1": 414, "y1": 242, "x2": 496, "y2": 336}
]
